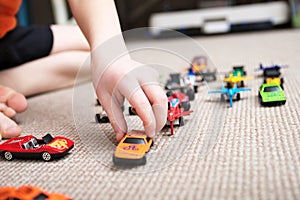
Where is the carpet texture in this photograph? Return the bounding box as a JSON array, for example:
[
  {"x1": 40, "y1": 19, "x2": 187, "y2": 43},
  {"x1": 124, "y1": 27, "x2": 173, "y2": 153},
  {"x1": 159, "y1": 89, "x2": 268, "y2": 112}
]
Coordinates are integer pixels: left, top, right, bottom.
[{"x1": 1, "y1": 29, "x2": 299, "y2": 200}]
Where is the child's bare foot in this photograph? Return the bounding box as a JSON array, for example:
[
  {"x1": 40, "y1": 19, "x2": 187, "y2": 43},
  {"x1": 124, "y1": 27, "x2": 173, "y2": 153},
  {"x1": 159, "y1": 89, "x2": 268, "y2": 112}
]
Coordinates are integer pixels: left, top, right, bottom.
[{"x1": 0, "y1": 86, "x2": 27, "y2": 139}]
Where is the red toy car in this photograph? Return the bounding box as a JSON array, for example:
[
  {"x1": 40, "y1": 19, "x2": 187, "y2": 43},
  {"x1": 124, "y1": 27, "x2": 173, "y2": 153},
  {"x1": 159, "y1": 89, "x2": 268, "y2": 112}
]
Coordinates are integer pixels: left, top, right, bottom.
[
  {"x1": 0, "y1": 133, "x2": 74, "y2": 161},
  {"x1": 167, "y1": 92, "x2": 193, "y2": 135}
]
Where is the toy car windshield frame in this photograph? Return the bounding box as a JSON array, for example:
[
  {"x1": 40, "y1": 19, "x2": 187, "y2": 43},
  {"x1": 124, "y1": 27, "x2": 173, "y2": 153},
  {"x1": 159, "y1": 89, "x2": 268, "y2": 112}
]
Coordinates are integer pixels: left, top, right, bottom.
[
  {"x1": 264, "y1": 86, "x2": 280, "y2": 92},
  {"x1": 123, "y1": 138, "x2": 146, "y2": 144}
]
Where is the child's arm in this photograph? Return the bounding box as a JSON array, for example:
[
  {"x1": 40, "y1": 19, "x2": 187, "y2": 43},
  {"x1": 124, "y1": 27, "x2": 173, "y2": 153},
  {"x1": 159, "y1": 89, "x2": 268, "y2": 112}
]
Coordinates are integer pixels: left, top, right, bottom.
[{"x1": 68, "y1": 0, "x2": 168, "y2": 140}]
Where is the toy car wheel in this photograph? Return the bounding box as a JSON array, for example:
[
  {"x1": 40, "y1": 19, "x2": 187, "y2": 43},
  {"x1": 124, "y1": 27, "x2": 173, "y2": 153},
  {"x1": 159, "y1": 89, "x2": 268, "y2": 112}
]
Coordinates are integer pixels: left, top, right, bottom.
[
  {"x1": 280, "y1": 84, "x2": 284, "y2": 90},
  {"x1": 128, "y1": 107, "x2": 136, "y2": 115},
  {"x1": 141, "y1": 156, "x2": 146, "y2": 165},
  {"x1": 3, "y1": 151, "x2": 13, "y2": 161},
  {"x1": 240, "y1": 81, "x2": 244, "y2": 87},
  {"x1": 41, "y1": 152, "x2": 51, "y2": 161},
  {"x1": 258, "y1": 94, "x2": 263, "y2": 105},
  {"x1": 236, "y1": 93, "x2": 241, "y2": 101},
  {"x1": 96, "y1": 99, "x2": 101, "y2": 106},
  {"x1": 166, "y1": 91, "x2": 173, "y2": 97},
  {"x1": 181, "y1": 101, "x2": 191, "y2": 111},
  {"x1": 194, "y1": 85, "x2": 198, "y2": 93},
  {"x1": 213, "y1": 75, "x2": 217, "y2": 81},
  {"x1": 95, "y1": 113, "x2": 101, "y2": 123},
  {"x1": 221, "y1": 94, "x2": 226, "y2": 102},
  {"x1": 263, "y1": 78, "x2": 267, "y2": 84},
  {"x1": 186, "y1": 89, "x2": 195, "y2": 101},
  {"x1": 100, "y1": 116, "x2": 110, "y2": 123},
  {"x1": 179, "y1": 117, "x2": 184, "y2": 126},
  {"x1": 226, "y1": 82, "x2": 231, "y2": 89}
]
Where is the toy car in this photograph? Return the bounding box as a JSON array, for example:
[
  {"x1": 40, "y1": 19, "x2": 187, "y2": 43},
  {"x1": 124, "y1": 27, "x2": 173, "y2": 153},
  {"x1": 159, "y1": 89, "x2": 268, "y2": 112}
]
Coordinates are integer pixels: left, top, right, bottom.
[
  {"x1": 167, "y1": 91, "x2": 191, "y2": 111},
  {"x1": 113, "y1": 130, "x2": 153, "y2": 166},
  {"x1": 165, "y1": 73, "x2": 195, "y2": 100},
  {"x1": 166, "y1": 94, "x2": 193, "y2": 134},
  {"x1": 190, "y1": 55, "x2": 217, "y2": 82},
  {"x1": 262, "y1": 69, "x2": 284, "y2": 89},
  {"x1": 0, "y1": 133, "x2": 74, "y2": 161},
  {"x1": 95, "y1": 111, "x2": 110, "y2": 123},
  {"x1": 232, "y1": 65, "x2": 247, "y2": 76},
  {"x1": 0, "y1": 185, "x2": 71, "y2": 200},
  {"x1": 258, "y1": 83, "x2": 286, "y2": 106}
]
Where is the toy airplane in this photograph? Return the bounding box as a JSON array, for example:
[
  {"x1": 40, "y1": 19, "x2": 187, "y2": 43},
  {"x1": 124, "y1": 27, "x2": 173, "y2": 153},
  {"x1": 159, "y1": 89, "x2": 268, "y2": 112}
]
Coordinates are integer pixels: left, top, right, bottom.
[
  {"x1": 223, "y1": 74, "x2": 254, "y2": 88},
  {"x1": 255, "y1": 63, "x2": 288, "y2": 77},
  {"x1": 167, "y1": 96, "x2": 193, "y2": 135},
  {"x1": 256, "y1": 63, "x2": 288, "y2": 72},
  {"x1": 208, "y1": 84, "x2": 252, "y2": 107}
]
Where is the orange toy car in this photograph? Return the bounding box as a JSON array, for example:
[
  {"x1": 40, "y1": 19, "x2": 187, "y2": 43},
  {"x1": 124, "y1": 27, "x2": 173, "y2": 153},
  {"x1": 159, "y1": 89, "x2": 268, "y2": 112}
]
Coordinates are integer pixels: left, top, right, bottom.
[
  {"x1": 0, "y1": 185, "x2": 71, "y2": 200},
  {"x1": 113, "y1": 130, "x2": 153, "y2": 166}
]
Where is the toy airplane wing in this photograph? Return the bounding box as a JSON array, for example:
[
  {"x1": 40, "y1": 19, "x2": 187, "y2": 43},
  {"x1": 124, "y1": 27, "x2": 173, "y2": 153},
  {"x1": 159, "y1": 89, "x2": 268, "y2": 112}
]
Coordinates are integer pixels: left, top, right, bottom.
[
  {"x1": 223, "y1": 76, "x2": 254, "y2": 83},
  {"x1": 233, "y1": 87, "x2": 252, "y2": 93},
  {"x1": 173, "y1": 110, "x2": 193, "y2": 119},
  {"x1": 255, "y1": 63, "x2": 265, "y2": 71},
  {"x1": 241, "y1": 76, "x2": 254, "y2": 81},
  {"x1": 208, "y1": 89, "x2": 226, "y2": 94},
  {"x1": 255, "y1": 63, "x2": 289, "y2": 71}
]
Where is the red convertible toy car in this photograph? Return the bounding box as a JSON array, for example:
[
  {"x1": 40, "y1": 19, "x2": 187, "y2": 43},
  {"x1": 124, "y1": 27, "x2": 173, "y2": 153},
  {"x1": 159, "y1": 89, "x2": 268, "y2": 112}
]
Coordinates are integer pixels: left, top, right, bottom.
[{"x1": 0, "y1": 133, "x2": 74, "y2": 161}]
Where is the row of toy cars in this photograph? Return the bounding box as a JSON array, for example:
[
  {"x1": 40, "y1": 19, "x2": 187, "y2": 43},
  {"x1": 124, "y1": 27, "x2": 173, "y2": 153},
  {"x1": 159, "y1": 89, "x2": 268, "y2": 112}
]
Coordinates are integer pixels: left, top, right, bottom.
[
  {"x1": 111, "y1": 65, "x2": 201, "y2": 167},
  {"x1": 256, "y1": 63, "x2": 287, "y2": 106},
  {"x1": 207, "y1": 63, "x2": 287, "y2": 108}
]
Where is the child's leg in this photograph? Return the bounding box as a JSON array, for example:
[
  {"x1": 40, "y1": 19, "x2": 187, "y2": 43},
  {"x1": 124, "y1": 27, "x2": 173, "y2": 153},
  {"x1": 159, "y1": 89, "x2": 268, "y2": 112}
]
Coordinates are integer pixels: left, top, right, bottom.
[
  {"x1": 0, "y1": 50, "x2": 90, "y2": 96},
  {"x1": 50, "y1": 25, "x2": 90, "y2": 54},
  {"x1": 0, "y1": 24, "x2": 91, "y2": 96}
]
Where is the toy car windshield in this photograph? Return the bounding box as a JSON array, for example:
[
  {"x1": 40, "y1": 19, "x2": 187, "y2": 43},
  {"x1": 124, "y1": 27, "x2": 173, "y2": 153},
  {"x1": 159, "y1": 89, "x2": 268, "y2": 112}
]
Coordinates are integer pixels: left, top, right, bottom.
[
  {"x1": 123, "y1": 138, "x2": 146, "y2": 144},
  {"x1": 170, "y1": 98, "x2": 179, "y2": 107},
  {"x1": 264, "y1": 86, "x2": 280, "y2": 92},
  {"x1": 23, "y1": 138, "x2": 39, "y2": 149}
]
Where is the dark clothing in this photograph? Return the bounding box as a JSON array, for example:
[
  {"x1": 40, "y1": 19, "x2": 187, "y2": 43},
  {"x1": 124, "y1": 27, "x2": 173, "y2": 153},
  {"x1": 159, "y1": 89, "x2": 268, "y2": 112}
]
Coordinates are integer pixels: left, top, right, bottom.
[{"x1": 0, "y1": 25, "x2": 53, "y2": 69}]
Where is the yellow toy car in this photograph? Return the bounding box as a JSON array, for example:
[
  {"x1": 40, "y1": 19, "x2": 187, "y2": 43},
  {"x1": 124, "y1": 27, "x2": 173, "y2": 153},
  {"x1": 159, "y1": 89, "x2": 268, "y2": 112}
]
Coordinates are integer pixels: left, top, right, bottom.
[{"x1": 113, "y1": 130, "x2": 153, "y2": 166}]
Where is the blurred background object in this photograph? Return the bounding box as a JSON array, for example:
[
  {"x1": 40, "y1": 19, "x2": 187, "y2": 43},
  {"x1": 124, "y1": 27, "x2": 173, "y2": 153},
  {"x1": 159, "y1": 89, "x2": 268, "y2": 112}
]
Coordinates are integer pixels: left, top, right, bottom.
[{"x1": 16, "y1": 0, "x2": 299, "y2": 35}]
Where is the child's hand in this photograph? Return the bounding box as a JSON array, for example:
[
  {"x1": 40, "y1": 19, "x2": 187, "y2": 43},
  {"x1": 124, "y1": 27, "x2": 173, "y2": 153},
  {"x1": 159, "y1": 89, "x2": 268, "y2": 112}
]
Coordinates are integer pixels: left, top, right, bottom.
[{"x1": 92, "y1": 56, "x2": 168, "y2": 141}]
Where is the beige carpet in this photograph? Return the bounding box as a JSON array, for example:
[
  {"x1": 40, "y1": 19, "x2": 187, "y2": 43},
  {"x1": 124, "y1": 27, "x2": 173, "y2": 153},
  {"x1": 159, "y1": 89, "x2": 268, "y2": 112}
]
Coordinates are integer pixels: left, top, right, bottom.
[{"x1": 1, "y1": 29, "x2": 300, "y2": 199}]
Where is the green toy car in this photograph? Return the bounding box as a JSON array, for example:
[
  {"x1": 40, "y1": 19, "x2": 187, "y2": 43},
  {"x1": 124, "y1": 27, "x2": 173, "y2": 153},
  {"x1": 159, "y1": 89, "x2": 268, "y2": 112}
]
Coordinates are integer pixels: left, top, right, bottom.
[
  {"x1": 232, "y1": 66, "x2": 247, "y2": 76},
  {"x1": 258, "y1": 83, "x2": 286, "y2": 106}
]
